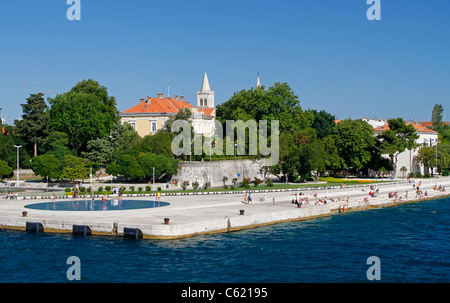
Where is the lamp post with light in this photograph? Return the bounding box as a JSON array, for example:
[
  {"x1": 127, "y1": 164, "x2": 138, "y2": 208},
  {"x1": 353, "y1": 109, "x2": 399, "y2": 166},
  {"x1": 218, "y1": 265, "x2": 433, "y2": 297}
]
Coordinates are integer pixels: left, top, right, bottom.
[{"x1": 14, "y1": 145, "x2": 22, "y2": 187}]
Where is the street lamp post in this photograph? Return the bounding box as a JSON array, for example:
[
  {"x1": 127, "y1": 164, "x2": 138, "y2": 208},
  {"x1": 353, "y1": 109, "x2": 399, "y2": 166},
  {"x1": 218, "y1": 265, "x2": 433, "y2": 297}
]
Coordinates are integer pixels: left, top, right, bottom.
[
  {"x1": 435, "y1": 140, "x2": 440, "y2": 178},
  {"x1": 14, "y1": 145, "x2": 22, "y2": 187}
]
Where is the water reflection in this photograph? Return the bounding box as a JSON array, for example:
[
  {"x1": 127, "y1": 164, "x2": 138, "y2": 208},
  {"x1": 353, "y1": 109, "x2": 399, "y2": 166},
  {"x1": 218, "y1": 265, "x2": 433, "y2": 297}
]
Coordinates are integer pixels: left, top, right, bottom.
[{"x1": 26, "y1": 198, "x2": 169, "y2": 212}]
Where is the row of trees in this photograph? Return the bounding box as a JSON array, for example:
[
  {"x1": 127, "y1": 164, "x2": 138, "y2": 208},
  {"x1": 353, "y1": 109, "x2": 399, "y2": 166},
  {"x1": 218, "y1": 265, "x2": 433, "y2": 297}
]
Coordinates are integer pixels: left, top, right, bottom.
[
  {"x1": 417, "y1": 104, "x2": 450, "y2": 175},
  {"x1": 0, "y1": 79, "x2": 179, "y2": 182},
  {"x1": 1, "y1": 79, "x2": 449, "y2": 183},
  {"x1": 215, "y1": 83, "x2": 420, "y2": 181}
]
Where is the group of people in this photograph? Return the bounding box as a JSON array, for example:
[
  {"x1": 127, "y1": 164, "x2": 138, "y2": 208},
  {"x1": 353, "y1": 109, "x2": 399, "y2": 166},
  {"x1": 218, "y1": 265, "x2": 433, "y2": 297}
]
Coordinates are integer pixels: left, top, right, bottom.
[
  {"x1": 433, "y1": 184, "x2": 446, "y2": 192},
  {"x1": 242, "y1": 193, "x2": 253, "y2": 204},
  {"x1": 3, "y1": 192, "x2": 19, "y2": 200},
  {"x1": 242, "y1": 193, "x2": 276, "y2": 205},
  {"x1": 291, "y1": 196, "x2": 310, "y2": 207}
]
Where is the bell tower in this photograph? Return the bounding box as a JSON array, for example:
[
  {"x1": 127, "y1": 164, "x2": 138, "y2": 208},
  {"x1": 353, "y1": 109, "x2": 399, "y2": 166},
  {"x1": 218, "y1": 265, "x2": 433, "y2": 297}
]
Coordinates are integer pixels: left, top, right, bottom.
[{"x1": 197, "y1": 72, "x2": 215, "y2": 108}]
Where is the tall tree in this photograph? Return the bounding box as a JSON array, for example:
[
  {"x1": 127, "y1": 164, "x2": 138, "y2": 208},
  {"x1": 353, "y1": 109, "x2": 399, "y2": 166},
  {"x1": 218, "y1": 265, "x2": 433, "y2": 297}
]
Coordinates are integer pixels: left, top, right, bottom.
[
  {"x1": 377, "y1": 118, "x2": 419, "y2": 178},
  {"x1": 216, "y1": 82, "x2": 313, "y2": 134},
  {"x1": 332, "y1": 119, "x2": 377, "y2": 175},
  {"x1": 0, "y1": 160, "x2": 13, "y2": 179},
  {"x1": 48, "y1": 79, "x2": 119, "y2": 154},
  {"x1": 431, "y1": 104, "x2": 444, "y2": 131},
  {"x1": 15, "y1": 93, "x2": 49, "y2": 157},
  {"x1": 417, "y1": 146, "x2": 448, "y2": 176},
  {"x1": 307, "y1": 109, "x2": 336, "y2": 139}
]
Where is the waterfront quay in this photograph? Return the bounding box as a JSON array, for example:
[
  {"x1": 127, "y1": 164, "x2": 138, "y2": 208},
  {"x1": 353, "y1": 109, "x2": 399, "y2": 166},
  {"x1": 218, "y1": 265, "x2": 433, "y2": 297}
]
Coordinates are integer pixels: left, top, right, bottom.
[{"x1": 0, "y1": 178, "x2": 448, "y2": 240}]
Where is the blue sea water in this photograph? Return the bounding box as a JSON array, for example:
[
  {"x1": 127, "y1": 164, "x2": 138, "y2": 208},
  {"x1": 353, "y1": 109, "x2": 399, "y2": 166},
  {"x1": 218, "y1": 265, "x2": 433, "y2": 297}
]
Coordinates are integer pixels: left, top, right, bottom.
[{"x1": 0, "y1": 197, "x2": 449, "y2": 283}]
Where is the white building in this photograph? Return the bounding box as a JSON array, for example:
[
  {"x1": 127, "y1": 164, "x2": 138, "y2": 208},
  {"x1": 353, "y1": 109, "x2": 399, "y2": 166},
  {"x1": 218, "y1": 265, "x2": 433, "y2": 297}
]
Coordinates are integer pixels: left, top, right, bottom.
[
  {"x1": 373, "y1": 122, "x2": 439, "y2": 177},
  {"x1": 362, "y1": 118, "x2": 387, "y2": 129},
  {"x1": 120, "y1": 72, "x2": 216, "y2": 137}
]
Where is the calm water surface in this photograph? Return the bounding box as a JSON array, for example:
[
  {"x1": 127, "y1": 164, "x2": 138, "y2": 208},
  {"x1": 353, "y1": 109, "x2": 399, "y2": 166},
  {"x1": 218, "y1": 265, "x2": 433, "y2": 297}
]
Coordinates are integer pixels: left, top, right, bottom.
[{"x1": 1, "y1": 197, "x2": 449, "y2": 283}]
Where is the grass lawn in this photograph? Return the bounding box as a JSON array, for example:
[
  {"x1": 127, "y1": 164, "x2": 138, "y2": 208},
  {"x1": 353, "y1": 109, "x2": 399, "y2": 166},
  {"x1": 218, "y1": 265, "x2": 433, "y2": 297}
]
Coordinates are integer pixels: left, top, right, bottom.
[{"x1": 62, "y1": 178, "x2": 393, "y2": 196}]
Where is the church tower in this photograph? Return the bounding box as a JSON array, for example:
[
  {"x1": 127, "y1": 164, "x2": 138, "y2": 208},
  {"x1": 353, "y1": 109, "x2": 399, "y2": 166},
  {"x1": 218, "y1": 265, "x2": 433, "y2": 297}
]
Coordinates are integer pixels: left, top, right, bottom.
[{"x1": 197, "y1": 72, "x2": 215, "y2": 108}]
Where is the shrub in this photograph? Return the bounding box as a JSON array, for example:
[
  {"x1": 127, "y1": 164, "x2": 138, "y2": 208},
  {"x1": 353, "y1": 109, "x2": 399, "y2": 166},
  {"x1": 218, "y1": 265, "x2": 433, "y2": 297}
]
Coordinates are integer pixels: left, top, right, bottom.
[
  {"x1": 138, "y1": 187, "x2": 143, "y2": 192},
  {"x1": 157, "y1": 186, "x2": 162, "y2": 192},
  {"x1": 442, "y1": 170, "x2": 449, "y2": 177},
  {"x1": 98, "y1": 186, "x2": 103, "y2": 193},
  {"x1": 181, "y1": 181, "x2": 188, "y2": 191},
  {"x1": 192, "y1": 181, "x2": 199, "y2": 190},
  {"x1": 424, "y1": 173, "x2": 431, "y2": 178},
  {"x1": 408, "y1": 172, "x2": 415, "y2": 178},
  {"x1": 415, "y1": 172, "x2": 422, "y2": 178},
  {"x1": 130, "y1": 186, "x2": 135, "y2": 192},
  {"x1": 242, "y1": 178, "x2": 250, "y2": 189},
  {"x1": 105, "y1": 186, "x2": 111, "y2": 192},
  {"x1": 65, "y1": 188, "x2": 72, "y2": 193},
  {"x1": 145, "y1": 186, "x2": 151, "y2": 192},
  {"x1": 80, "y1": 187, "x2": 86, "y2": 194}
]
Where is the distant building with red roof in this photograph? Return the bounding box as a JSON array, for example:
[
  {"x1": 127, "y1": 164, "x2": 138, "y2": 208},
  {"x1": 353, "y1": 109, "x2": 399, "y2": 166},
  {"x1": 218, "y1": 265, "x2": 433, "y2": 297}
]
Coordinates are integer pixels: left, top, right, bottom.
[
  {"x1": 373, "y1": 121, "x2": 439, "y2": 177},
  {"x1": 120, "y1": 72, "x2": 216, "y2": 137}
]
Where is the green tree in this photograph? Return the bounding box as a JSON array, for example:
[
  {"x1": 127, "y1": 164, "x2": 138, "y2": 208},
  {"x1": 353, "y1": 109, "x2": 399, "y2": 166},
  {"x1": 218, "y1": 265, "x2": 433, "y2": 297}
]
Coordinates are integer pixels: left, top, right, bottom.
[
  {"x1": 431, "y1": 104, "x2": 444, "y2": 131},
  {"x1": 418, "y1": 146, "x2": 449, "y2": 175},
  {"x1": 0, "y1": 160, "x2": 13, "y2": 179},
  {"x1": 48, "y1": 79, "x2": 119, "y2": 154},
  {"x1": 307, "y1": 109, "x2": 336, "y2": 139},
  {"x1": 15, "y1": 93, "x2": 49, "y2": 157},
  {"x1": 216, "y1": 82, "x2": 312, "y2": 134},
  {"x1": 0, "y1": 128, "x2": 29, "y2": 169},
  {"x1": 30, "y1": 154, "x2": 61, "y2": 180},
  {"x1": 81, "y1": 138, "x2": 114, "y2": 167},
  {"x1": 138, "y1": 153, "x2": 178, "y2": 181},
  {"x1": 109, "y1": 122, "x2": 141, "y2": 157},
  {"x1": 322, "y1": 136, "x2": 345, "y2": 172},
  {"x1": 438, "y1": 124, "x2": 450, "y2": 145},
  {"x1": 332, "y1": 119, "x2": 377, "y2": 175},
  {"x1": 139, "y1": 130, "x2": 176, "y2": 158},
  {"x1": 377, "y1": 118, "x2": 419, "y2": 178},
  {"x1": 60, "y1": 155, "x2": 90, "y2": 182}
]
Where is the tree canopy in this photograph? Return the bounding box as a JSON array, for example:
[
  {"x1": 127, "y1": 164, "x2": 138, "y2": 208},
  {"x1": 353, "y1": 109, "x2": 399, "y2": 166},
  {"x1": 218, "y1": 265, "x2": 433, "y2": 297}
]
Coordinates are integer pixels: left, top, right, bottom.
[
  {"x1": 48, "y1": 79, "x2": 119, "y2": 154},
  {"x1": 377, "y1": 118, "x2": 419, "y2": 177},
  {"x1": 15, "y1": 93, "x2": 49, "y2": 157}
]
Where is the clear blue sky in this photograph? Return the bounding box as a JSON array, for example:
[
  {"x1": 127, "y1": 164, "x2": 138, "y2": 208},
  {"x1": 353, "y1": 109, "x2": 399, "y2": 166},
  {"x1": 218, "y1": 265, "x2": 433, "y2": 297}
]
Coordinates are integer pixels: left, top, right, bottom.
[{"x1": 1, "y1": 0, "x2": 449, "y2": 125}]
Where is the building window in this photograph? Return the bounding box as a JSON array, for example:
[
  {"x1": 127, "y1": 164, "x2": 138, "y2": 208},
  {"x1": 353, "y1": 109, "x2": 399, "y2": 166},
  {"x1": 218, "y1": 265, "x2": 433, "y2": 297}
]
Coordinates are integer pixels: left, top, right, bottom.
[
  {"x1": 200, "y1": 99, "x2": 203, "y2": 107},
  {"x1": 128, "y1": 120, "x2": 136, "y2": 130},
  {"x1": 151, "y1": 120, "x2": 157, "y2": 133},
  {"x1": 204, "y1": 99, "x2": 208, "y2": 107}
]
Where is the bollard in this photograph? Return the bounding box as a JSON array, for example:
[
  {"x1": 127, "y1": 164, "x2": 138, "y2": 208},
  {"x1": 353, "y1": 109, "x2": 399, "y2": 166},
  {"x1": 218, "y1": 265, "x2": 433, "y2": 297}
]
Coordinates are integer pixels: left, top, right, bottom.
[
  {"x1": 22, "y1": 211, "x2": 27, "y2": 217},
  {"x1": 164, "y1": 218, "x2": 170, "y2": 225},
  {"x1": 239, "y1": 210, "x2": 245, "y2": 215}
]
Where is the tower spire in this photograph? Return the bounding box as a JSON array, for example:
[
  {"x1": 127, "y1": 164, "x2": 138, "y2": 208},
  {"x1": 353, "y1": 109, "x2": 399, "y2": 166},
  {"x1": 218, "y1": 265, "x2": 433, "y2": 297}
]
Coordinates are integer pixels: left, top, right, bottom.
[
  {"x1": 201, "y1": 71, "x2": 211, "y2": 92},
  {"x1": 256, "y1": 72, "x2": 261, "y2": 88}
]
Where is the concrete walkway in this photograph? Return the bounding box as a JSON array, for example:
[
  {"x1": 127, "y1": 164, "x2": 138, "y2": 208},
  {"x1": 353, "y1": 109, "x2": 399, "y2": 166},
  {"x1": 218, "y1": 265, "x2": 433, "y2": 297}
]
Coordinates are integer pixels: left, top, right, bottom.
[{"x1": 0, "y1": 178, "x2": 448, "y2": 239}]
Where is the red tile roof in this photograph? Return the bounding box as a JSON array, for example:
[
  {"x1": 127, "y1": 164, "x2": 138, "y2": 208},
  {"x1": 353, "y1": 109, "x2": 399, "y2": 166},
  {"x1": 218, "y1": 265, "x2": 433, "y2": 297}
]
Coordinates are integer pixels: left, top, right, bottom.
[
  {"x1": 122, "y1": 97, "x2": 195, "y2": 115},
  {"x1": 192, "y1": 108, "x2": 215, "y2": 117},
  {"x1": 122, "y1": 97, "x2": 215, "y2": 117},
  {"x1": 374, "y1": 123, "x2": 438, "y2": 134}
]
